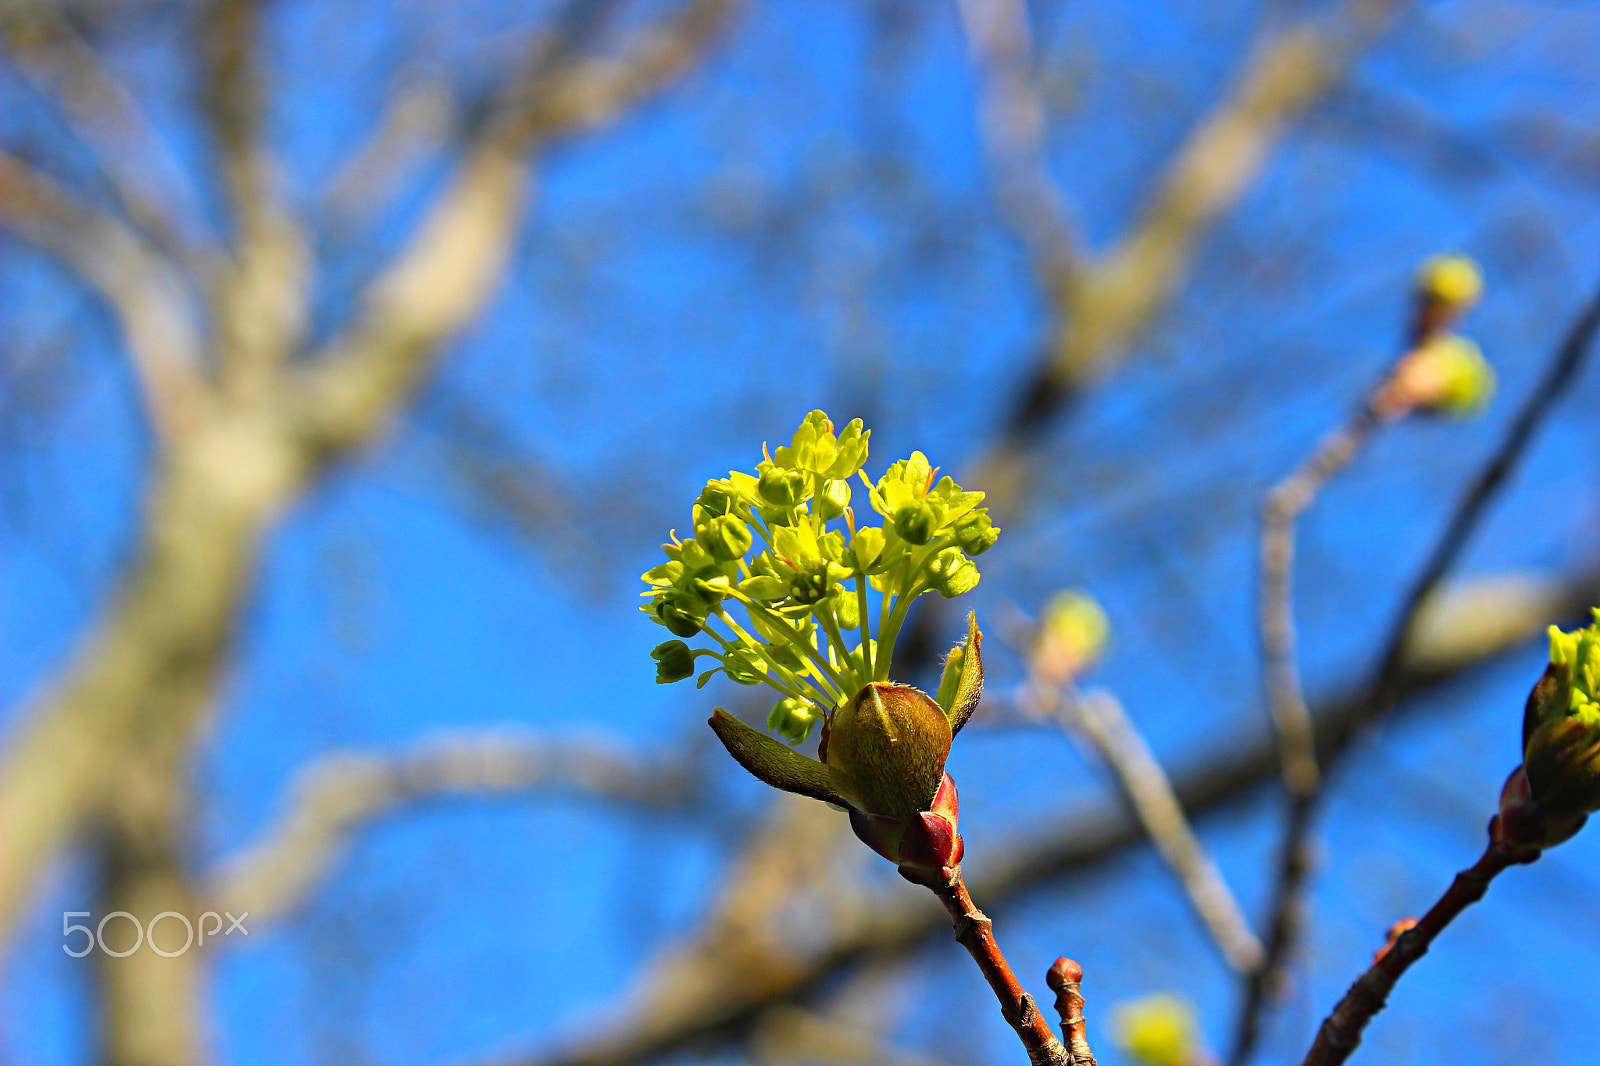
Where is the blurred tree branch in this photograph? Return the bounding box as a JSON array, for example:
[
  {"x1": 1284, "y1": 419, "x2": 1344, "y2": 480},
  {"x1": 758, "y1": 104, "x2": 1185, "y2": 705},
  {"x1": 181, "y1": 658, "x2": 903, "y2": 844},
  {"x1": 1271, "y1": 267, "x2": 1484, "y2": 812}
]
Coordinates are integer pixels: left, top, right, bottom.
[
  {"x1": 206, "y1": 733, "x2": 702, "y2": 925},
  {"x1": 512, "y1": 563, "x2": 1600, "y2": 1066},
  {"x1": 0, "y1": 0, "x2": 740, "y2": 969}
]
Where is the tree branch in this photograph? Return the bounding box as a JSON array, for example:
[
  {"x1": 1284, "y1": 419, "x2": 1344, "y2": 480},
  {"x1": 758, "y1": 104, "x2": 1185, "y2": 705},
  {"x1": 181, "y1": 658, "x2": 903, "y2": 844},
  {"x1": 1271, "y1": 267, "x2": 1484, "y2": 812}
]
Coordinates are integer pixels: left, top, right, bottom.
[
  {"x1": 206, "y1": 733, "x2": 700, "y2": 924},
  {"x1": 0, "y1": 151, "x2": 207, "y2": 444}
]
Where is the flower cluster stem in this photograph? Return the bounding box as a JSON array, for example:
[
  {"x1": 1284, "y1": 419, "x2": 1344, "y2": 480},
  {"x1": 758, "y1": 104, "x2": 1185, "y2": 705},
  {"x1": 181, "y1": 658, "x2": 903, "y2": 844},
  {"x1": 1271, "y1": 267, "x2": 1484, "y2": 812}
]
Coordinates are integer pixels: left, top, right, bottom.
[
  {"x1": 1299, "y1": 843, "x2": 1518, "y2": 1066},
  {"x1": 926, "y1": 869, "x2": 1073, "y2": 1066}
]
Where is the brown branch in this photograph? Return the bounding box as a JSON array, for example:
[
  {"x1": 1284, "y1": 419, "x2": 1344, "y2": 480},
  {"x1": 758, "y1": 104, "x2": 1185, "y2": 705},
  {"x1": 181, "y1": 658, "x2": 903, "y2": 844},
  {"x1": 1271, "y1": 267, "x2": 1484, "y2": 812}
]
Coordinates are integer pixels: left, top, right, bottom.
[
  {"x1": 511, "y1": 563, "x2": 1598, "y2": 1066},
  {"x1": 1234, "y1": 269, "x2": 1600, "y2": 1062},
  {"x1": 0, "y1": 151, "x2": 206, "y2": 444},
  {"x1": 1046, "y1": 958, "x2": 1096, "y2": 1066},
  {"x1": 925, "y1": 868, "x2": 1071, "y2": 1066},
  {"x1": 1026, "y1": 685, "x2": 1262, "y2": 976},
  {"x1": 1298, "y1": 844, "x2": 1517, "y2": 1066},
  {"x1": 206, "y1": 733, "x2": 699, "y2": 924}
]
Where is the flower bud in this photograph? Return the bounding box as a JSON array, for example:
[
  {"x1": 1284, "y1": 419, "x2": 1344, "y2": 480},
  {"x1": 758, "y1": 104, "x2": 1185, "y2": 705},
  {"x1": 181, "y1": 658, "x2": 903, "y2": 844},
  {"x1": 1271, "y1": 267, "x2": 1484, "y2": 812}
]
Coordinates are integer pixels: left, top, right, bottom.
[
  {"x1": 820, "y1": 682, "x2": 952, "y2": 819},
  {"x1": 758, "y1": 466, "x2": 807, "y2": 508},
  {"x1": 737, "y1": 573, "x2": 788, "y2": 602},
  {"x1": 1417, "y1": 253, "x2": 1483, "y2": 311},
  {"x1": 724, "y1": 646, "x2": 768, "y2": 685},
  {"x1": 767, "y1": 696, "x2": 818, "y2": 744},
  {"x1": 817, "y1": 478, "x2": 851, "y2": 521},
  {"x1": 651, "y1": 640, "x2": 695, "y2": 684},
  {"x1": 655, "y1": 599, "x2": 703, "y2": 638},
  {"x1": 892, "y1": 498, "x2": 937, "y2": 545},
  {"x1": 952, "y1": 508, "x2": 999, "y2": 555},
  {"x1": 850, "y1": 526, "x2": 886, "y2": 571},
  {"x1": 1112, "y1": 994, "x2": 1199, "y2": 1066},
  {"x1": 697, "y1": 514, "x2": 753, "y2": 562},
  {"x1": 828, "y1": 585, "x2": 860, "y2": 630},
  {"x1": 848, "y1": 772, "x2": 963, "y2": 884},
  {"x1": 678, "y1": 538, "x2": 720, "y2": 573},
  {"x1": 928, "y1": 547, "x2": 979, "y2": 598}
]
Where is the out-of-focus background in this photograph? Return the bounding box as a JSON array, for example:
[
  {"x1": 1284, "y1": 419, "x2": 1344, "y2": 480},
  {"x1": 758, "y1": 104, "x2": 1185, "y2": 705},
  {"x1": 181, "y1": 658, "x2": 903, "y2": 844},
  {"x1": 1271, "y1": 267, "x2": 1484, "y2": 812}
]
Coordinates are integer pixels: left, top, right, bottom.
[{"x1": 3, "y1": 1, "x2": 1600, "y2": 1064}]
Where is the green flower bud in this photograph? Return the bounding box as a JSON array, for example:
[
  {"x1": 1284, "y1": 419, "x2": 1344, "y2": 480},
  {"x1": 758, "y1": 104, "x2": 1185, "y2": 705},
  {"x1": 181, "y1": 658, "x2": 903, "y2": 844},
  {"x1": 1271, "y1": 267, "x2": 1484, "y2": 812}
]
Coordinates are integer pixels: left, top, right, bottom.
[
  {"x1": 695, "y1": 479, "x2": 740, "y2": 516},
  {"x1": 850, "y1": 526, "x2": 886, "y2": 571},
  {"x1": 817, "y1": 478, "x2": 851, "y2": 521},
  {"x1": 678, "y1": 538, "x2": 720, "y2": 573},
  {"x1": 767, "y1": 697, "x2": 818, "y2": 745},
  {"x1": 825, "y1": 418, "x2": 870, "y2": 480},
  {"x1": 1417, "y1": 253, "x2": 1483, "y2": 310},
  {"x1": 758, "y1": 466, "x2": 807, "y2": 508},
  {"x1": 828, "y1": 585, "x2": 860, "y2": 630},
  {"x1": 1426, "y1": 336, "x2": 1494, "y2": 415},
  {"x1": 892, "y1": 498, "x2": 938, "y2": 545},
  {"x1": 821, "y1": 682, "x2": 952, "y2": 819},
  {"x1": 656, "y1": 599, "x2": 704, "y2": 638},
  {"x1": 952, "y1": 509, "x2": 999, "y2": 555},
  {"x1": 927, "y1": 547, "x2": 979, "y2": 598},
  {"x1": 724, "y1": 646, "x2": 768, "y2": 685},
  {"x1": 696, "y1": 514, "x2": 753, "y2": 562},
  {"x1": 651, "y1": 640, "x2": 695, "y2": 683}
]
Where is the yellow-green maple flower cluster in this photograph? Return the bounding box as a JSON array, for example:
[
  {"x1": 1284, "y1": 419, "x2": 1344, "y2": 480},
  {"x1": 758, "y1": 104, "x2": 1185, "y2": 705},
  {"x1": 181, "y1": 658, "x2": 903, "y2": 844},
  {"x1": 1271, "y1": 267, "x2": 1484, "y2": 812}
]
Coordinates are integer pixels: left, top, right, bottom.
[
  {"x1": 642, "y1": 410, "x2": 999, "y2": 745},
  {"x1": 1547, "y1": 610, "x2": 1600, "y2": 724}
]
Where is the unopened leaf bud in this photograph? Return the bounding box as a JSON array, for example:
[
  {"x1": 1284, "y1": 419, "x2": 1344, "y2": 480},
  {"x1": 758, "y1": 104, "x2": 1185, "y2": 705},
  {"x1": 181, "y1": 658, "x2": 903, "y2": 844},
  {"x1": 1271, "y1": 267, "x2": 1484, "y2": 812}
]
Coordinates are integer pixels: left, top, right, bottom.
[
  {"x1": 821, "y1": 682, "x2": 952, "y2": 819},
  {"x1": 1417, "y1": 253, "x2": 1483, "y2": 311}
]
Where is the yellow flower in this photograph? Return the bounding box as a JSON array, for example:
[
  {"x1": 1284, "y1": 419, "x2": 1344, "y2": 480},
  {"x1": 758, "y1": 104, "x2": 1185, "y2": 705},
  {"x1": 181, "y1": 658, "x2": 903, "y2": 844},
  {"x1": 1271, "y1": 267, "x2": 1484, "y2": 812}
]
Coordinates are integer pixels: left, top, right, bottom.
[{"x1": 1112, "y1": 993, "x2": 1199, "y2": 1066}]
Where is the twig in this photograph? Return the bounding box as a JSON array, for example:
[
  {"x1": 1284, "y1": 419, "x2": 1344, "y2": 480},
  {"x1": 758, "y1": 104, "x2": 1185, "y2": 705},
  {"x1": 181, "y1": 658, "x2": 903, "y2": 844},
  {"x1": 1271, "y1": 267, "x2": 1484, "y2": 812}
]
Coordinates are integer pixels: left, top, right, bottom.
[
  {"x1": 924, "y1": 868, "x2": 1072, "y2": 1066},
  {"x1": 1298, "y1": 844, "x2": 1519, "y2": 1066},
  {"x1": 955, "y1": 0, "x2": 1082, "y2": 294},
  {"x1": 1029, "y1": 685, "x2": 1262, "y2": 975},
  {"x1": 1047, "y1": 957, "x2": 1096, "y2": 1066},
  {"x1": 1236, "y1": 271, "x2": 1600, "y2": 1062},
  {"x1": 506, "y1": 566, "x2": 1600, "y2": 1066},
  {"x1": 0, "y1": 151, "x2": 207, "y2": 445},
  {"x1": 207, "y1": 733, "x2": 699, "y2": 923}
]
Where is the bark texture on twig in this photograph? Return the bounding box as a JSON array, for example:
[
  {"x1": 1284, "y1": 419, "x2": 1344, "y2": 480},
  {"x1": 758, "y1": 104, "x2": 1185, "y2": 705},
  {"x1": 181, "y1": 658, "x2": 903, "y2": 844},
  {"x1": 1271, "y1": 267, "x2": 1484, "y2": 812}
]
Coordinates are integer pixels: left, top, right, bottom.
[
  {"x1": 512, "y1": 561, "x2": 1600, "y2": 1066},
  {"x1": 1299, "y1": 845, "x2": 1515, "y2": 1066},
  {"x1": 927, "y1": 869, "x2": 1071, "y2": 1066}
]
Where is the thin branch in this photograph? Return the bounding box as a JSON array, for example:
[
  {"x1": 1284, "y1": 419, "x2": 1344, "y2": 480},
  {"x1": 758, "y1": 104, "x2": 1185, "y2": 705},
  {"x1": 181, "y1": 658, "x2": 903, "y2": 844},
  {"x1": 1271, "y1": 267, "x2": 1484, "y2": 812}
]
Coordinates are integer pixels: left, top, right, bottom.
[
  {"x1": 0, "y1": 5, "x2": 207, "y2": 266},
  {"x1": 1025, "y1": 684, "x2": 1262, "y2": 976},
  {"x1": 1046, "y1": 958, "x2": 1097, "y2": 1066},
  {"x1": 924, "y1": 868, "x2": 1071, "y2": 1066},
  {"x1": 955, "y1": 0, "x2": 1082, "y2": 293},
  {"x1": 297, "y1": 0, "x2": 740, "y2": 454},
  {"x1": 1298, "y1": 844, "x2": 1517, "y2": 1066},
  {"x1": 206, "y1": 733, "x2": 700, "y2": 924},
  {"x1": 510, "y1": 564, "x2": 1597, "y2": 1066},
  {"x1": 1234, "y1": 269, "x2": 1600, "y2": 1063},
  {"x1": 0, "y1": 151, "x2": 206, "y2": 444},
  {"x1": 980, "y1": 0, "x2": 1406, "y2": 481}
]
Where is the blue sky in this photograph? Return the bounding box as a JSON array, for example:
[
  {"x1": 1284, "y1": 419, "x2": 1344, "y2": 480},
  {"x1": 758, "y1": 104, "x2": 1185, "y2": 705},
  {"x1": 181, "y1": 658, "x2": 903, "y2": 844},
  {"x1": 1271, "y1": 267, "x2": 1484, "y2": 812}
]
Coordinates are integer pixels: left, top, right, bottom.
[{"x1": 4, "y1": 1, "x2": 1600, "y2": 1064}]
